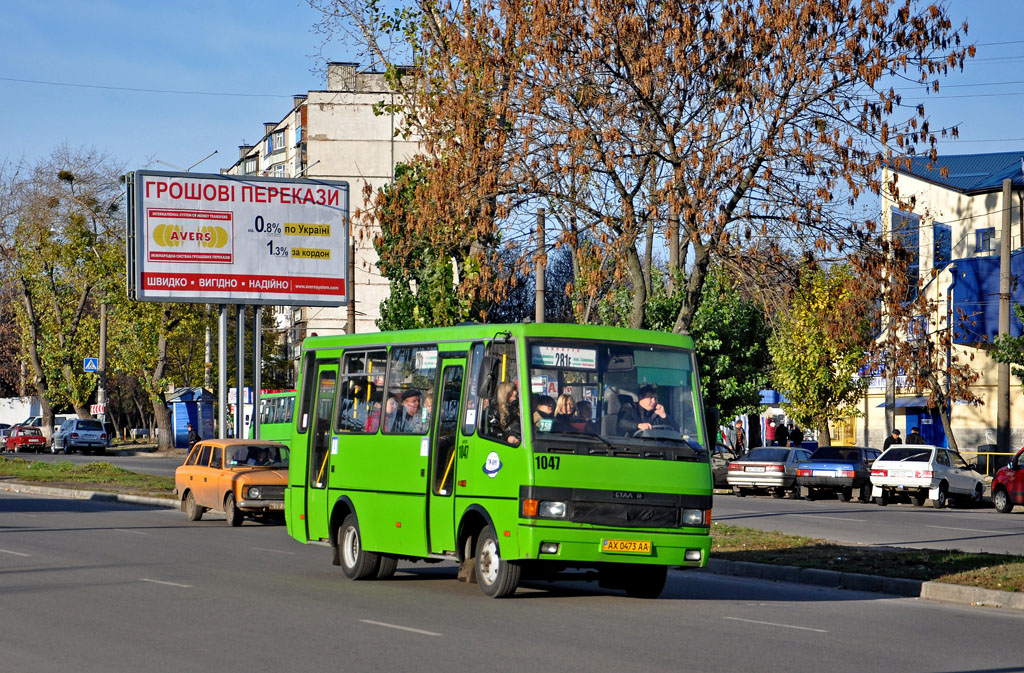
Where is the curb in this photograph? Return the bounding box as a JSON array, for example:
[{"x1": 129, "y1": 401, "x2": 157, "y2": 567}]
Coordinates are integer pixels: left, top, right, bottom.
[
  {"x1": 0, "y1": 482, "x2": 179, "y2": 509},
  {"x1": 704, "y1": 558, "x2": 1024, "y2": 611}
]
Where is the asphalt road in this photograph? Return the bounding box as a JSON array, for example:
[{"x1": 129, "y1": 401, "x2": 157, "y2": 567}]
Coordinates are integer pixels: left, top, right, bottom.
[
  {"x1": 2, "y1": 491, "x2": 1023, "y2": 673},
  {"x1": 713, "y1": 490, "x2": 1024, "y2": 555}
]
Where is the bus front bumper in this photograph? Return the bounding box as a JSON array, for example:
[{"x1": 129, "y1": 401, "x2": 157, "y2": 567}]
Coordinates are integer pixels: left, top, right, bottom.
[{"x1": 516, "y1": 523, "x2": 711, "y2": 568}]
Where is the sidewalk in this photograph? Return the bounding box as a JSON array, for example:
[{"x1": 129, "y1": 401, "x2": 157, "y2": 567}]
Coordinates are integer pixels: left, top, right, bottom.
[{"x1": 3, "y1": 479, "x2": 1022, "y2": 610}]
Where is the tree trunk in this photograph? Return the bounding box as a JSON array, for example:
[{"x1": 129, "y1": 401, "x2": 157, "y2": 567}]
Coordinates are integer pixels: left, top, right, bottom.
[
  {"x1": 928, "y1": 374, "x2": 958, "y2": 451},
  {"x1": 818, "y1": 422, "x2": 832, "y2": 447},
  {"x1": 20, "y1": 283, "x2": 54, "y2": 440},
  {"x1": 151, "y1": 395, "x2": 173, "y2": 451}
]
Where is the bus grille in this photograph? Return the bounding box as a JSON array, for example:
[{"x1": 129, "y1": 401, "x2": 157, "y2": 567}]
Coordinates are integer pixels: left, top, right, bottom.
[{"x1": 572, "y1": 502, "x2": 678, "y2": 528}]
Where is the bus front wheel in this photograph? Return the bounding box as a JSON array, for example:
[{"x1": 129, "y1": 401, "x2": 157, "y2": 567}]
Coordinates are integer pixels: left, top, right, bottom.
[
  {"x1": 339, "y1": 515, "x2": 381, "y2": 580},
  {"x1": 475, "y1": 525, "x2": 520, "y2": 598}
]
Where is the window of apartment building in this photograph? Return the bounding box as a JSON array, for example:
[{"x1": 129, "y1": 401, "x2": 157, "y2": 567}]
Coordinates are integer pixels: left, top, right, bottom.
[
  {"x1": 933, "y1": 222, "x2": 951, "y2": 266},
  {"x1": 243, "y1": 157, "x2": 257, "y2": 175},
  {"x1": 295, "y1": 125, "x2": 304, "y2": 144},
  {"x1": 266, "y1": 130, "x2": 286, "y2": 155},
  {"x1": 272, "y1": 163, "x2": 286, "y2": 177},
  {"x1": 975, "y1": 227, "x2": 996, "y2": 254},
  {"x1": 891, "y1": 208, "x2": 919, "y2": 298}
]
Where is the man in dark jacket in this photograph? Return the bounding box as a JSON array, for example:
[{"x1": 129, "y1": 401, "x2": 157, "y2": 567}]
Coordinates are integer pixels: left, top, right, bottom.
[
  {"x1": 617, "y1": 386, "x2": 674, "y2": 435},
  {"x1": 905, "y1": 426, "x2": 926, "y2": 445},
  {"x1": 187, "y1": 423, "x2": 201, "y2": 448},
  {"x1": 883, "y1": 428, "x2": 902, "y2": 451}
]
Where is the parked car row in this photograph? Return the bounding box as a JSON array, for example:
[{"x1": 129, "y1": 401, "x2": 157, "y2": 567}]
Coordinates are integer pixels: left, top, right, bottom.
[
  {"x1": 0, "y1": 416, "x2": 112, "y2": 455},
  {"x1": 719, "y1": 443, "x2": 990, "y2": 510}
]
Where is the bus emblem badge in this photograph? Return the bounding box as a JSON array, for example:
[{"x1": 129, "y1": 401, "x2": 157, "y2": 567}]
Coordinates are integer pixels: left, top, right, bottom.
[{"x1": 483, "y1": 451, "x2": 503, "y2": 478}]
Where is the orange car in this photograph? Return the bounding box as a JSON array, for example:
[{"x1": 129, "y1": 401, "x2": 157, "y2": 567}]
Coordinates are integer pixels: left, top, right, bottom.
[{"x1": 175, "y1": 439, "x2": 289, "y2": 526}]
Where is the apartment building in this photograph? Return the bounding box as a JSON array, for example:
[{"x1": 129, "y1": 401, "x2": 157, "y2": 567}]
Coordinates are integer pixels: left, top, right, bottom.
[
  {"x1": 222, "y1": 62, "x2": 418, "y2": 372},
  {"x1": 837, "y1": 151, "x2": 1024, "y2": 452}
]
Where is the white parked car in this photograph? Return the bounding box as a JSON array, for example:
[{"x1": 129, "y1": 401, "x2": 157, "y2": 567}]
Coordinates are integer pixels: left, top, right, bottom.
[
  {"x1": 52, "y1": 418, "x2": 108, "y2": 455},
  {"x1": 870, "y1": 444, "x2": 985, "y2": 508}
]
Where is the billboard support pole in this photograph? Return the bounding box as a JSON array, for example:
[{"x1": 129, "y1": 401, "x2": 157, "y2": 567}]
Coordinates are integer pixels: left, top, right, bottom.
[
  {"x1": 253, "y1": 306, "x2": 262, "y2": 440},
  {"x1": 218, "y1": 305, "x2": 228, "y2": 438},
  {"x1": 236, "y1": 305, "x2": 245, "y2": 439}
]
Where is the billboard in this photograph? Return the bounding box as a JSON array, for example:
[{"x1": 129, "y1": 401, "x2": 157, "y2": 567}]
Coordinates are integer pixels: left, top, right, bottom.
[{"x1": 127, "y1": 170, "x2": 349, "y2": 306}]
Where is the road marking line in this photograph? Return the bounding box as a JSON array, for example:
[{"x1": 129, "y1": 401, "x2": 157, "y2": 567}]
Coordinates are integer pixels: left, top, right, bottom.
[
  {"x1": 722, "y1": 617, "x2": 828, "y2": 633},
  {"x1": 926, "y1": 525, "x2": 1007, "y2": 534},
  {"x1": 251, "y1": 547, "x2": 296, "y2": 555},
  {"x1": 140, "y1": 578, "x2": 192, "y2": 588},
  {"x1": 0, "y1": 549, "x2": 30, "y2": 557},
  {"x1": 360, "y1": 619, "x2": 442, "y2": 637},
  {"x1": 114, "y1": 529, "x2": 148, "y2": 536},
  {"x1": 790, "y1": 514, "x2": 866, "y2": 522}
]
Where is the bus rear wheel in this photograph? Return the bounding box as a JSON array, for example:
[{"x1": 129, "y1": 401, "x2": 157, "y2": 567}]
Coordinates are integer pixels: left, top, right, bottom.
[
  {"x1": 475, "y1": 525, "x2": 520, "y2": 598},
  {"x1": 339, "y1": 515, "x2": 380, "y2": 580}
]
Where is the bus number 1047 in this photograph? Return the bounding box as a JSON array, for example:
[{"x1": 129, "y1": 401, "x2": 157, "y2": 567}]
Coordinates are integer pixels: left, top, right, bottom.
[{"x1": 535, "y1": 455, "x2": 560, "y2": 470}]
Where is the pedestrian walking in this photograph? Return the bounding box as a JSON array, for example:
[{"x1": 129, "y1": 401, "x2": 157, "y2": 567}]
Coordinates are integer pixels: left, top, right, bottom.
[{"x1": 883, "y1": 428, "x2": 902, "y2": 451}]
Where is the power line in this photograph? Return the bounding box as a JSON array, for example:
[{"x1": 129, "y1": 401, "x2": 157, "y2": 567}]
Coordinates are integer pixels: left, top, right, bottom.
[{"x1": 0, "y1": 76, "x2": 292, "y2": 99}]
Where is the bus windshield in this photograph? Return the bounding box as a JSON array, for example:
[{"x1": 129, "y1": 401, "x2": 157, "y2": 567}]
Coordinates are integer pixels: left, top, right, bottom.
[{"x1": 526, "y1": 340, "x2": 703, "y2": 450}]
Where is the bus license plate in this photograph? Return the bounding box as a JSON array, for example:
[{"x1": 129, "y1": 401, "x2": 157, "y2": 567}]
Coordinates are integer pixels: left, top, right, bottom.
[{"x1": 601, "y1": 539, "x2": 651, "y2": 554}]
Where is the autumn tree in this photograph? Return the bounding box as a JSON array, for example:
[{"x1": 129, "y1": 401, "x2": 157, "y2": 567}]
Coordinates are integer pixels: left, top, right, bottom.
[
  {"x1": 311, "y1": 0, "x2": 971, "y2": 331},
  {"x1": 770, "y1": 264, "x2": 873, "y2": 446},
  {"x1": 0, "y1": 147, "x2": 125, "y2": 436}
]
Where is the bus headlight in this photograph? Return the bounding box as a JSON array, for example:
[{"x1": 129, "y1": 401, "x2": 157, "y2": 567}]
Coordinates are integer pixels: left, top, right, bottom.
[
  {"x1": 682, "y1": 509, "x2": 704, "y2": 526},
  {"x1": 539, "y1": 501, "x2": 567, "y2": 518}
]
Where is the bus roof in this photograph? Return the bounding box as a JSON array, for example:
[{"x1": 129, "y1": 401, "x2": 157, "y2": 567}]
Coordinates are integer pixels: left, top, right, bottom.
[{"x1": 300, "y1": 323, "x2": 694, "y2": 352}]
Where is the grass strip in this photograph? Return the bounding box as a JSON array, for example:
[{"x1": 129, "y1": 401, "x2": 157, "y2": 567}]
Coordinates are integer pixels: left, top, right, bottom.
[
  {"x1": 0, "y1": 457, "x2": 175, "y2": 498},
  {"x1": 712, "y1": 521, "x2": 1024, "y2": 592}
]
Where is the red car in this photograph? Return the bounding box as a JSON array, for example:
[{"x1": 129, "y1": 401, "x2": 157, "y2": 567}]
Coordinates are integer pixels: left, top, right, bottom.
[
  {"x1": 5, "y1": 426, "x2": 47, "y2": 454},
  {"x1": 992, "y1": 447, "x2": 1024, "y2": 513}
]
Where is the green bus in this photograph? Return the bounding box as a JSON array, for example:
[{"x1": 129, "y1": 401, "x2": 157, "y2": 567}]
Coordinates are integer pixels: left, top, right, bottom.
[
  {"x1": 248, "y1": 390, "x2": 296, "y2": 443},
  {"x1": 285, "y1": 323, "x2": 714, "y2": 598}
]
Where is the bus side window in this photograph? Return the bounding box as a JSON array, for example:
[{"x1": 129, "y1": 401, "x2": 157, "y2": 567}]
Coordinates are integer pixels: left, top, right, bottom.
[
  {"x1": 461, "y1": 343, "x2": 485, "y2": 436},
  {"x1": 383, "y1": 346, "x2": 437, "y2": 435},
  {"x1": 477, "y1": 340, "x2": 520, "y2": 445},
  {"x1": 297, "y1": 351, "x2": 317, "y2": 434},
  {"x1": 336, "y1": 350, "x2": 386, "y2": 434}
]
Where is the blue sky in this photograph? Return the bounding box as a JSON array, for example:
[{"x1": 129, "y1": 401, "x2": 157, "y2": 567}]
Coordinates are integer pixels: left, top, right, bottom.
[{"x1": 0, "y1": 0, "x2": 1021, "y2": 174}]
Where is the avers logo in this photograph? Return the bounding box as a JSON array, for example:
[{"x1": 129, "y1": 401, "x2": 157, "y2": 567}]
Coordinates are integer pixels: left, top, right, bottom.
[{"x1": 152, "y1": 224, "x2": 229, "y2": 248}]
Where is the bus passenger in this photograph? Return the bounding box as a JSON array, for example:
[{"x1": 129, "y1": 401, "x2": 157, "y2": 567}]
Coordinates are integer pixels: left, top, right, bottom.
[
  {"x1": 532, "y1": 395, "x2": 556, "y2": 429},
  {"x1": 390, "y1": 389, "x2": 425, "y2": 433},
  {"x1": 573, "y1": 400, "x2": 598, "y2": 434},
  {"x1": 486, "y1": 381, "x2": 521, "y2": 446},
  {"x1": 554, "y1": 394, "x2": 576, "y2": 425}
]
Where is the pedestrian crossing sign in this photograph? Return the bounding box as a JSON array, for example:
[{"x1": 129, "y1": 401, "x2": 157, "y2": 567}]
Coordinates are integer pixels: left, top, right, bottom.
[{"x1": 83, "y1": 358, "x2": 99, "y2": 373}]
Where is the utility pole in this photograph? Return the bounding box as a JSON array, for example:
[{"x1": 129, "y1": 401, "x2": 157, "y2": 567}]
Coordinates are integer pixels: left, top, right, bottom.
[
  {"x1": 997, "y1": 178, "x2": 1012, "y2": 452},
  {"x1": 535, "y1": 208, "x2": 546, "y2": 323},
  {"x1": 235, "y1": 305, "x2": 245, "y2": 439},
  {"x1": 347, "y1": 240, "x2": 356, "y2": 334},
  {"x1": 218, "y1": 306, "x2": 228, "y2": 438},
  {"x1": 97, "y1": 303, "x2": 107, "y2": 419},
  {"x1": 253, "y1": 306, "x2": 262, "y2": 440}
]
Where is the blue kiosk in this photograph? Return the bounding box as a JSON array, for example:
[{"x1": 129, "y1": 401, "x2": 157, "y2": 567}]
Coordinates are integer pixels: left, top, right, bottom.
[{"x1": 166, "y1": 387, "x2": 217, "y2": 449}]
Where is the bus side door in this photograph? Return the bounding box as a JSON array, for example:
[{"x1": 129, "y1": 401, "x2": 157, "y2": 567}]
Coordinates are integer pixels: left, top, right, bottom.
[
  {"x1": 305, "y1": 362, "x2": 338, "y2": 541},
  {"x1": 427, "y1": 357, "x2": 466, "y2": 554}
]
